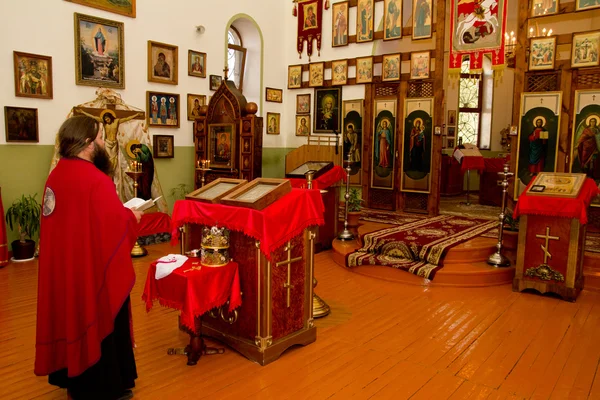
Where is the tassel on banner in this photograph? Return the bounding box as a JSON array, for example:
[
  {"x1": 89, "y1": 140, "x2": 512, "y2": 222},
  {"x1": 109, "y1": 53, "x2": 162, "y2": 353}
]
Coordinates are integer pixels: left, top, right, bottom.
[
  {"x1": 324, "y1": 0, "x2": 329, "y2": 10},
  {"x1": 293, "y1": 2, "x2": 297, "y2": 17}
]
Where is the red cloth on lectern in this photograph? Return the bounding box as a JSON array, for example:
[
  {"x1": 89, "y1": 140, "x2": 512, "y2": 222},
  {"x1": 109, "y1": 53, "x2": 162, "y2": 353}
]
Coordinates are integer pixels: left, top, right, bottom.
[
  {"x1": 514, "y1": 178, "x2": 600, "y2": 224},
  {"x1": 0, "y1": 187, "x2": 8, "y2": 267},
  {"x1": 170, "y1": 188, "x2": 325, "y2": 259},
  {"x1": 35, "y1": 158, "x2": 138, "y2": 377},
  {"x1": 138, "y1": 212, "x2": 171, "y2": 237},
  {"x1": 484, "y1": 157, "x2": 507, "y2": 173},
  {"x1": 288, "y1": 165, "x2": 347, "y2": 189},
  {"x1": 460, "y1": 156, "x2": 485, "y2": 174},
  {"x1": 142, "y1": 260, "x2": 242, "y2": 332}
]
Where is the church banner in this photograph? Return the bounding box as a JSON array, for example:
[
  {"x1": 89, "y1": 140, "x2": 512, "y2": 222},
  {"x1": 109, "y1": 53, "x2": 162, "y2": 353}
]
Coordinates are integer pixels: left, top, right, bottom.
[
  {"x1": 401, "y1": 98, "x2": 434, "y2": 194},
  {"x1": 371, "y1": 99, "x2": 396, "y2": 190},
  {"x1": 570, "y1": 89, "x2": 600, "y2": 207},
  {"x1": 514, "y1": 91, "x2": 562, "y2": 198},
  {"x1": 297, "y1": 0, "x2": 323, "y2": 60},
  {"x1": 448, "y1": 0, "x2": 507, "y2": 77}
]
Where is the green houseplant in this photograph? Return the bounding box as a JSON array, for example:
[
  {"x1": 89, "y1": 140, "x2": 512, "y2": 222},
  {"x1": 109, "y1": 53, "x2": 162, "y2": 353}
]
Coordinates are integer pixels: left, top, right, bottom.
[
  {"x1": 5, "y1": 194, "x2": 41, "y2": 260},
  {"x1": 346, "y1": 188, "x2": 362, "y2": 228},
  {"x1": 502, "y1": 211, "x2": 519, "y2": 251}
]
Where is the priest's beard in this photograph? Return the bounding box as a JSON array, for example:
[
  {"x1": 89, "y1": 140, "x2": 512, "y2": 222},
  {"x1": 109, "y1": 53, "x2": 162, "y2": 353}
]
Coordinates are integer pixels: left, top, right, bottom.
[{"x1": 92, "y1": 142, "x2": 114, "y2": 178}]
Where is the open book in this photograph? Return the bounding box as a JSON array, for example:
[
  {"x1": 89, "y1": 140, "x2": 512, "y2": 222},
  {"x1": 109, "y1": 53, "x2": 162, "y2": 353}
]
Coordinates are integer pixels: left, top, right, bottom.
[{"x1": 123, "y1": 196, "x2": 162, "y2": 211}]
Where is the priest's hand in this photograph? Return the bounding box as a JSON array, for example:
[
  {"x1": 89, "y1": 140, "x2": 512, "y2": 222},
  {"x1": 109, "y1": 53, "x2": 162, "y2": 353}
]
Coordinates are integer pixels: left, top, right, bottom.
[{"x1": 132, "y1": 210, "x2": 144, "y2": 223}]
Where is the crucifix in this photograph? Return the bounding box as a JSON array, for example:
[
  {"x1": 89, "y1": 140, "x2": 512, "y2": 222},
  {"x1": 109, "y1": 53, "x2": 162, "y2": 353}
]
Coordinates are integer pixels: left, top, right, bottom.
[
  {"x1": 535, "y1": 226, "x2": 559, "y2": 265},
  {"x1": 540, "y1": 98, "x2": 544, "y2": 104},
  {"x1": 275, "y1": 241, "x2": 302, "y2": 308},
  {"x1": 593, "y1": 95, "x2": 597, "y2": 101}
]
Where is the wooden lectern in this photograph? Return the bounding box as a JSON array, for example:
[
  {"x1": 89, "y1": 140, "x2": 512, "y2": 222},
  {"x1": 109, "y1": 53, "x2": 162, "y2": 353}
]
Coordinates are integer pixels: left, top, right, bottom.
[
  {"x1": 513, "y1": 173, "x2": 597, "y2": 301},
  {"x1": 171, "y1": 188, "x2": 324, "y2": 365}
]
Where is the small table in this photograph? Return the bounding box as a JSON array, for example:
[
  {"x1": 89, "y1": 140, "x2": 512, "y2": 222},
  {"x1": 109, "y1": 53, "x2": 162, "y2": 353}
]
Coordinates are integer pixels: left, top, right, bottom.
[
  {"x1": 142, "y1": 259, "x2": 242, "y2": 365},
  {"x1": 459, "y1": 155, "x2": 485, "y2": 206}
]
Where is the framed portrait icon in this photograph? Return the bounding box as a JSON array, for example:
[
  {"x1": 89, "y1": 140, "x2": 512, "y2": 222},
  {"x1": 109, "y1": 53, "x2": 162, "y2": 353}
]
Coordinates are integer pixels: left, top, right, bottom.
[
  {"x1": 188, "y1": 50, "x2": 206, "y2": 78},
  {"x1": 331, "y1": 59, "x2": 348, "y2": 86},
  {"x1": 382, "y1": 54, "x2": 401, "y2": 82},
  {"x1": 4, "y1": 106, "x2": 38, "y2": 143},
  {"x1": 383, "y1": 0, "x2": 402, "y2": 40},
  {"x1": 296, "y1": 93, "x2": 311, "y2": 114},
  {"x1": 288, "y1": 65, "x2": 303, "y2": 89},
  {"x1": 65, "y1": 0, "x2": 136, "y2": 18},
  {"x1": 266, "y1": 112, "x2": 281, "y2": 135},
  {"x1": 146, "y1": 91, "x2": 180, "y2": 128},
  {"x1": 332, "y1": 1, "x2": 349, "y2": 47},
  {"x1": 314, "y1": 87, "x2": 341, "y2": 134},
  {"x1": 309, "y1": 62, "x2": 324, "y2": 87},
  {"x1": 576, "y1": 0, "x2": 600, "y2": 11},
  {"x1": 187, "y1": 93, "x2": 206, "y2": 121},
  {"x1": 74, "y1": 13, "x2": 124, "y2": 89},
  {"x1": 531, "y1": 0, "x2": 557, "y2": 16},
  {"x1": 296, "y1": 115, "x2": 311, "y2": 136},
  {"x1": 571, "y1": 31, "x2": 600, "y2": 68},
  {"x1": 412, "y1": 0, "x2": 433, "y2": 40},
  {"x1": 529, "y1": 37, "x2": 556, "y2": 71},
  {"x1": 266, "y1": 87, "x2": 283, "y2": 103},
  {"x1": 153, "y1": 135, "x2": 174, "y2": 158},
  {"x1": 356, "y1": 0, "x2": 374, "y2": 43},
  {"x1": 148, "y1": 40, "x2": 178, "y2": 85},
  {"x1": 356, "y1": 56, "x2": 373, "y2": 84},
  {"x1": 410, "y1": 51, "x2": 430, "y2": 79},
  {"x1": 210, "y1": 75, "x2": 222, "y2": 90},
  {"x1": 13, "y1": 51, "x2": 53, "y2": 99}
]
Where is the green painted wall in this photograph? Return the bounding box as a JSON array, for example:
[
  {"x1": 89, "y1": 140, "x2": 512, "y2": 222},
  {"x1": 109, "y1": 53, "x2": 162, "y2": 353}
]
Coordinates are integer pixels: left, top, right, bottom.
[{"x1": 1, "y1": 145, "x2": 289, "y2": 244}]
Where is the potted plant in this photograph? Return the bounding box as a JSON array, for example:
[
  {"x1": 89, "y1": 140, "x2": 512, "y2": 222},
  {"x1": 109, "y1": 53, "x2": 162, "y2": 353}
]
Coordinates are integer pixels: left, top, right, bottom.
[
  {"x1": 502, "y1": 211, "x2": 519, "y2": 251},
  {"x1": 5, "y1": 194, "x2": 41, "y2": 260},
  {"x1": 346, "y1": 188, "x2": 362, "y2": 229}
]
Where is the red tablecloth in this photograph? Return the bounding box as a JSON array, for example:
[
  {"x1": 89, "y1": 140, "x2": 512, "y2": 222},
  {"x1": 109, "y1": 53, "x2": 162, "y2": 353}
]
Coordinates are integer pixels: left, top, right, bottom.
[
  {"x1": 171, "y1": 188, "x2": 325, "y2": 259},
  {"x1": 484, "y1": 157, "x2": 508, "y2": 173},
  {"x1": 514, "y1": 178, "x2": 600, "y2": 224},
  {"x1": 142, "y1": 259, "x2": 242, "y2": 332},
  {"x1": 288, "y1": 165, "x2": 347, "y2": 189},
  {"x1": 138, "y1": 212, "x2": 171, "y2": 237},
  {"x1": 460, "y1": 155, "x2": 486, "y2": 174}
]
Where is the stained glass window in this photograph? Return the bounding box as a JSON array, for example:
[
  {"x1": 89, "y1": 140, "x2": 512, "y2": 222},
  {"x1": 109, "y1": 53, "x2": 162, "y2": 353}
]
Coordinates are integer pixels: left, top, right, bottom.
[{"x1": 457, "y1": 58, "x2": 492, "y2": 149}]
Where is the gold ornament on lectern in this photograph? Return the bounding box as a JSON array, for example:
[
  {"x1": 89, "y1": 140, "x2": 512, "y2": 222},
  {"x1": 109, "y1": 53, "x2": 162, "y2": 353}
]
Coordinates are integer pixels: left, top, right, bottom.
[{"x1": 200, "y1": 225, "x2": 230, "y2": 267}]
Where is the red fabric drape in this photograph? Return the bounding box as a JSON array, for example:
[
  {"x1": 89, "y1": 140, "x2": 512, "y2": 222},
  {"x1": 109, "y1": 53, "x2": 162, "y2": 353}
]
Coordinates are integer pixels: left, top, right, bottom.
[
  {"x1": 0, "y1": 187, "x2": 8, "y2": 267},
  {"x1": 484, "y1": 157, "x2": 508, "y2": 173},
  {"x1": 514, "y1": 178, "x2": 600, "y2": 224},
  {"x1": 138, "y1": 212, "x2": 171, "y2": 237},
  {"x1": 142, "y1": 260, "x2": 242, "y2": 332},
  {"x1": 171, "y1": 188, "x2": 325, "y2": 259},
  {"x1": 288, "y1": 165, "x2": 347, "y2": 189},
  {"x1": 460, "y1": 155, "x2": 486, "y2": 174},
  {"x1": 297, "y1": 0, "x2": 323, "y2": 59}
]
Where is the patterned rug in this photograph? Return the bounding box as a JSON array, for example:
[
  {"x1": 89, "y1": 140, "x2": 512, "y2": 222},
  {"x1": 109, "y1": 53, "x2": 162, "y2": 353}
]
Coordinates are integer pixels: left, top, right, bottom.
[
  {"x1": 359, "y1": 208, "x2": 427, "y2": 225},
  {"x1": 346, "y1": 215, "x2": 497, "y2": 280}
]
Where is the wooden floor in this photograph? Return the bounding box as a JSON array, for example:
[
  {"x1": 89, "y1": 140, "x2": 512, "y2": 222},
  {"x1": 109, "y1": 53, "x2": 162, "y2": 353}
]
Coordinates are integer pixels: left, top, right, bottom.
[{"x1": 2, "y1": 242, "x2": 600, "y2": 399}]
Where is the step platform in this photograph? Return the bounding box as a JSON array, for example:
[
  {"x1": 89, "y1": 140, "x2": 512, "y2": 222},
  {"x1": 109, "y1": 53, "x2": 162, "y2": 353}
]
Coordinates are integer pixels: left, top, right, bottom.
[{"x1": 332, "y1": 222, "x2": 516, "y2": 287}]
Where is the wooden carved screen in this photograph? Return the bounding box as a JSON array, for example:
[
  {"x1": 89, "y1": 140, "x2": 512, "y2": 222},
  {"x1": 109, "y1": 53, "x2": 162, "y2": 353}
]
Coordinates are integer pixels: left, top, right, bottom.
[{"x1": 193, "y1": 80, "x2": 262, "y2": 188}]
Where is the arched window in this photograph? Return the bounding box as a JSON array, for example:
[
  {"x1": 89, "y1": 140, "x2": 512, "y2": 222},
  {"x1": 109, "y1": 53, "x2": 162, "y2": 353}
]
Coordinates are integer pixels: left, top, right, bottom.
[
  {"x1": 228, "y1": 26, "x2": 246, "y2": 92},
  {"x1": 457, "y1": 57, "x2": 493, "y2": 149}
]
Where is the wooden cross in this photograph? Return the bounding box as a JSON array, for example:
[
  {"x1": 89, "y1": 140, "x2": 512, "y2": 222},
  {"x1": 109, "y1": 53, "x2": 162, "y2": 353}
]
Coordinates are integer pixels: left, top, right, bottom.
[
  {"x1": 594, "y1": 95, "x2": 597, "y2": 101},
  {"x1": 540, "y1": 98, "x2": 544, "y2": 104},
  {"x1": 535, "y1": 226, "x2": 559, "y2": 265},
  {"x1": 275, "y1": 241, "x2": 302, "y2": 308}
]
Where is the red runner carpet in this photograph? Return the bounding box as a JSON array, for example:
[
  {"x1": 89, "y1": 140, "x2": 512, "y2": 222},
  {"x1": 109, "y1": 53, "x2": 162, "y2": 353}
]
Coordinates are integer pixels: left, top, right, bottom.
[{"x1": 346, "y1": 215, "x2": 497, "y2": 279}]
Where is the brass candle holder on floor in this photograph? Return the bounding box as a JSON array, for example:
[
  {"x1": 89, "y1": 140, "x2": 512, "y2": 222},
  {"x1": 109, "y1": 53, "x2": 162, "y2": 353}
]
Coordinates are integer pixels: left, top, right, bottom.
[
  {"x1": 487, "y1": 164, "x2": 514, "y2": 267},
  {"x1": 338, "y1": 154, "x2": 355, "y2": 241},
  {"x1": 305, "y1": 170, "x2": 330, "y2": 319},
  {"x1": 126, "y1": 161, "x2": 148, "y2": 258}
]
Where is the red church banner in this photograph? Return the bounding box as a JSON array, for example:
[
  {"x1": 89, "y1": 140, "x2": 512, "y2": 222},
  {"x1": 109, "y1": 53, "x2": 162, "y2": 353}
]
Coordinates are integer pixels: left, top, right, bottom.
[
  {"x1": 297, "y1": 0, "x2": 323, "y2": 60},
  {"x1": 449, "y1": 0, "x2": 507, "y2": 78}
]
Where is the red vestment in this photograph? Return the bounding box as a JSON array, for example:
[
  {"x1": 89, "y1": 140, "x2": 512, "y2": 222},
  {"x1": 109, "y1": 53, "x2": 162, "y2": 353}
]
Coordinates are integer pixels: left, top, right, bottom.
[{"x1": 35, "y1": 158, "x2": 138, "y2": 377}]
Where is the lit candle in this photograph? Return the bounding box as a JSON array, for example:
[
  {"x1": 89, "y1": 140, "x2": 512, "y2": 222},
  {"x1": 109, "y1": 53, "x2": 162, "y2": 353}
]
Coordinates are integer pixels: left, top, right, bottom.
[
  {"x1": 529, "y1": 27, "x2": 534, "y2": 38},
  {"x1": 547, "y1": 29, "x2": 553, "y2": 36},
  {"x1": 542, "y1": 28, "x2": 547, "y2": 35},
  {"x1": 197, "y1": 160, "x2": 200, "y2": 168}
]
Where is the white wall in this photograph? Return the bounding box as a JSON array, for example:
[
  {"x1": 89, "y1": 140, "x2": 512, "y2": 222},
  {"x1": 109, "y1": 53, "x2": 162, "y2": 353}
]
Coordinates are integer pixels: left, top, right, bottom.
[{"x1": 0, "y1": 0, "x2": 285, "y2": 146}]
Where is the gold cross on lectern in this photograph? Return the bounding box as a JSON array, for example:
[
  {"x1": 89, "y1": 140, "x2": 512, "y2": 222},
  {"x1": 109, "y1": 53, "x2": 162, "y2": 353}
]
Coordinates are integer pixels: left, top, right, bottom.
[
  {"x1": 535, "y1": 226, "x2": 560, "y2": 265},
  {"x1": 275, "y1": 241, "x2": 302, "y2": 308}
]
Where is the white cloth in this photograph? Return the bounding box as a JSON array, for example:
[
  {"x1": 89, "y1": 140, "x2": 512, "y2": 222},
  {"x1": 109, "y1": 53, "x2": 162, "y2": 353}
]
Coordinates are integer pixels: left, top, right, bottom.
[{"x1": 155, "y1": 254, "x2": 188, "y2": 280}]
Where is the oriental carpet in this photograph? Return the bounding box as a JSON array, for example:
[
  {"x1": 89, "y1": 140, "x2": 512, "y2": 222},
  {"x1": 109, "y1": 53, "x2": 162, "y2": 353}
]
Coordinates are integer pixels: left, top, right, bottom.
[{"x1": 346, "y1": 215, "x2": 497, "y2": 279}]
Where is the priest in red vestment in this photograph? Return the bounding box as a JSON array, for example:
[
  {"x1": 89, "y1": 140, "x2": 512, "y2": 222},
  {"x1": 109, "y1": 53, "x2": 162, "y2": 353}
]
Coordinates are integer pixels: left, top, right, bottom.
[{"x1": 35, "y1": 116, "x2": 143, "y2": 400}]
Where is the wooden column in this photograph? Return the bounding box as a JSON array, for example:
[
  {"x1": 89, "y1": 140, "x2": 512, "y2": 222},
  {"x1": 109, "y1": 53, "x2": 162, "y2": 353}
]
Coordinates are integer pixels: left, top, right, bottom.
[{"x1": 429, "y1": 0, "x2": 447, "y2": 216}]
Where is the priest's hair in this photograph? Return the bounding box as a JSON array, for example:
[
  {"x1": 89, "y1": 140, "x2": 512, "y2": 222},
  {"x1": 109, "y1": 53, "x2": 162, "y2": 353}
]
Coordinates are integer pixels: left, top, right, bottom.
[{"x1": 58, "y1": 115, "x2": 100, "y2": 158}]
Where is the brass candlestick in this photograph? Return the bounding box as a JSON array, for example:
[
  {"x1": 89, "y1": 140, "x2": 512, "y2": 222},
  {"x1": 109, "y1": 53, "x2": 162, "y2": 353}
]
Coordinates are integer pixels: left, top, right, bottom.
[
  {"x1": 338, "y1": 153, "x2": 355, "y2": 241},
  {"x1": 126, "y1": 162, "x2": 148, "y2": 258},
  {"x1": 304, "y1": 170, "x2": 330, "y2": 319},
  {"x1": 487, "y1": 164, "x2": 514, "y2": 267},
  {"x1": 196, "y1": 159, "x2": 212, "y2": 187}
]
